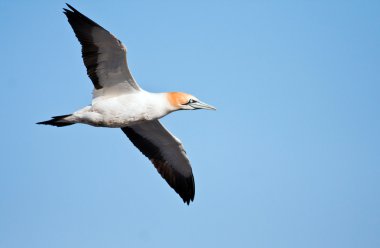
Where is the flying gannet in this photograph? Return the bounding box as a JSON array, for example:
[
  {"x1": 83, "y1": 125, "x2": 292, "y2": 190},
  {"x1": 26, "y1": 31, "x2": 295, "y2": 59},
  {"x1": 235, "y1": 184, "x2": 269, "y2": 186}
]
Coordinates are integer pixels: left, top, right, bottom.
[{"x1": 37, "y1": 4, "x2": 215, "y2": 205}]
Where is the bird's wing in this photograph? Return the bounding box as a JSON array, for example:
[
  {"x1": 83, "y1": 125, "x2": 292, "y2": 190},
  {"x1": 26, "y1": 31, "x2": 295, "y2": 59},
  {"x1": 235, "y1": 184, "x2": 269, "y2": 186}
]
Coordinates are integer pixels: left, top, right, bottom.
[
  {"x1": 121, "y1": 120, "x2": 195, "y2": 204},
  {"x1": 63, "y1": 4, "x2": 140, "y2": 96}
]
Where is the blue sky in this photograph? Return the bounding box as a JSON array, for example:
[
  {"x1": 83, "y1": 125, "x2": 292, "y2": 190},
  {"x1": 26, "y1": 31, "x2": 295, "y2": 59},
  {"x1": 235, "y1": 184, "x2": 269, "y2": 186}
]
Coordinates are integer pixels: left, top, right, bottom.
[{"x1": 1, "y1": 1, "x2": 379, "y2": 247}]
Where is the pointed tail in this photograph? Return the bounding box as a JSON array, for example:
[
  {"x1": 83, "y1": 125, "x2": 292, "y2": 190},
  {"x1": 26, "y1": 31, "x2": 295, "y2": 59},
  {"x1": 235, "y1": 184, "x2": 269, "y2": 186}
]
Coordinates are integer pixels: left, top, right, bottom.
[{"x1": 37, "y1": 114, "x2": 75, "y2": 127}]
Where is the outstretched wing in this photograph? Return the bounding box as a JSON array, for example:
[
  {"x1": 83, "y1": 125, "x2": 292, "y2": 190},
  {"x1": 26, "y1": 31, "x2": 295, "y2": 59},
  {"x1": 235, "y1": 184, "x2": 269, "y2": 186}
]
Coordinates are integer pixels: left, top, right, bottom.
[
  {"x1": 121, "y1": 120, "x2": 195, "y2": 204},
  {"x1": 63, "y1": 4, "x2": 140, "y2": 96}
]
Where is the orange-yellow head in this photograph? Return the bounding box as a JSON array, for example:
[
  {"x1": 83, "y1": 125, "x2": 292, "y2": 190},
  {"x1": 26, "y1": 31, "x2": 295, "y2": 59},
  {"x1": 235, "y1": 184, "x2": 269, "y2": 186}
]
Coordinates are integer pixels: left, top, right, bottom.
[{"x1": 166, "y1": 92, "x2": 216, "y2": 111}]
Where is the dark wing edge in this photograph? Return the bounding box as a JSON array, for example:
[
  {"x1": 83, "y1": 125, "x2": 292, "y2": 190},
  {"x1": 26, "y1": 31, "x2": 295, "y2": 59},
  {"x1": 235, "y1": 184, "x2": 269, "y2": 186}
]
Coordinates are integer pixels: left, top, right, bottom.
[
  {"x1": 63, "y1": 4, "x2": 139, "y2": 91},
  {"x1": 121, "y1": 121, "x2": 195, "y2": 205}
]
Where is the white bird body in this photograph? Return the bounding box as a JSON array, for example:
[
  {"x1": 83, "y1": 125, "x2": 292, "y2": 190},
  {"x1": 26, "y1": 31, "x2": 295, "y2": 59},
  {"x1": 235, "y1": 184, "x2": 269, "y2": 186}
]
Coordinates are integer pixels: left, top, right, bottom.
[
  {"x1": 38, "y1": 4, "x2": 215, "y2": 204},
  {"x1": 70, "y1": 91, "x2": 174, "y2": 127}
]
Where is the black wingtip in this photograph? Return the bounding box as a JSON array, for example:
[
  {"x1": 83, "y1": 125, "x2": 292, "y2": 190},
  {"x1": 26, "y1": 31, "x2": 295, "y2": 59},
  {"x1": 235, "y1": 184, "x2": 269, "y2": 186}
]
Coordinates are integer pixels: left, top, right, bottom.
[
  {"x1": 179, "y1": 176, "x2": 195, "y2": 205},
  {"x1": 62, "y1": 3, "x2": 102, "y2": 29},
  {"x1": 65, "y1": 3, "x2": 76, "y2": 11},
  {"x1": 63, "y1": 3, "x2": 79, "y2": 16}
]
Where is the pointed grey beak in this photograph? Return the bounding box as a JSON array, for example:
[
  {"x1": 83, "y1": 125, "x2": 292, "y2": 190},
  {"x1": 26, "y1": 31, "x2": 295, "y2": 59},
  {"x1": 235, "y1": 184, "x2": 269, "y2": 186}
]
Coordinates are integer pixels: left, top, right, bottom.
[{"x1": 190, "y1": 101, "x2": 216, "y2": 110}]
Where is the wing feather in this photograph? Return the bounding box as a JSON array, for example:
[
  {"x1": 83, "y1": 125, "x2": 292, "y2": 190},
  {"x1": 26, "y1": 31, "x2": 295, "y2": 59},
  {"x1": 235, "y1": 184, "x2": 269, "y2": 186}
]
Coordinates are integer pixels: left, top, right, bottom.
[
  {"x1": 121, "y1": 120, "x2": 195, "y2": 204},
  {"x1": 63, "y1": 4, "x2": 140, "y2": 95}
]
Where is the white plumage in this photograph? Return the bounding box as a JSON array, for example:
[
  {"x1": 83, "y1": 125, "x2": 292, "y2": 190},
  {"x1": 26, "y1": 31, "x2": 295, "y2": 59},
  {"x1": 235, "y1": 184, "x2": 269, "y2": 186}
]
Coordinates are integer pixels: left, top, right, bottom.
[
  {"x1": 68, "y1": 92, "x2": 173, "y2": 127},
  {"x1": 37, "y1": 4, "x2": 215, "y2": 204}
]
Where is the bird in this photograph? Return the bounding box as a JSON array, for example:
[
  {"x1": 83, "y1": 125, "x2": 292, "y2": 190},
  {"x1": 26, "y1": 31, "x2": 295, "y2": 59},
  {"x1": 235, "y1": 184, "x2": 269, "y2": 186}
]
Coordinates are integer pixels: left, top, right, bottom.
[{"x1": 37, "y1": 4, "x2": 215, "y2": 205}]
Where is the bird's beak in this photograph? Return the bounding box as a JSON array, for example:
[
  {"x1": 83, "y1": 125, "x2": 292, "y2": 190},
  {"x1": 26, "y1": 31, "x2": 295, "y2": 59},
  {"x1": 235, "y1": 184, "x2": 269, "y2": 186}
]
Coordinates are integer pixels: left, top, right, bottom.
[{"x1": 190, "y1": 101, "x2": 216, "y2": 110}]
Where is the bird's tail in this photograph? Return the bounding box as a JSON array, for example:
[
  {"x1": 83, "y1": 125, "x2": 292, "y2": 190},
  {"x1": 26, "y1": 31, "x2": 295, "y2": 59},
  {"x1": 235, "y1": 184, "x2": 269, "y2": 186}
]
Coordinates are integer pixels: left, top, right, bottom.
[{"x1": 37, "y1": 114, "x2": 75, "y2": 127}]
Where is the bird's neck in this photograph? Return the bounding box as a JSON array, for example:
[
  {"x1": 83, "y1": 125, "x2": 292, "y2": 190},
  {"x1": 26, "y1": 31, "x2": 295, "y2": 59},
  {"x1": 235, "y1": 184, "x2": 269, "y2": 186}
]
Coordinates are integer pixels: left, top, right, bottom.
[{"x1": 144, "y1": 92, "x2": 178, "y2": 117}]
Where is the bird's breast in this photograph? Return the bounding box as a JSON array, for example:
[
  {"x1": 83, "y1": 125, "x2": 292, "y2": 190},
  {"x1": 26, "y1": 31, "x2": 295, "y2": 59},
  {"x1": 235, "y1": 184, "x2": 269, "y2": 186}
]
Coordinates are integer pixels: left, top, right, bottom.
[{"x1": 90, "y1": 93, "x2": 170, "y2": 127}]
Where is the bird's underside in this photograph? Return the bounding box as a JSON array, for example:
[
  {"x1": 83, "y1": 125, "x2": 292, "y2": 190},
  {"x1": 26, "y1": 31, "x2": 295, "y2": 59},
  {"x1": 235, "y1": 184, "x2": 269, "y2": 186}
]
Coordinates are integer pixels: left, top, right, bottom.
[{"x1": 37, "y1": 4, "x2": 197, "y2": 204}]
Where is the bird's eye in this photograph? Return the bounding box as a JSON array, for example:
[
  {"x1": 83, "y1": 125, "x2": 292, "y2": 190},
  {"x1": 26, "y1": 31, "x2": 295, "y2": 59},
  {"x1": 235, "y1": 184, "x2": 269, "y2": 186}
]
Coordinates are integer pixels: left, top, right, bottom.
[{"x1": 188, "y1": 99, "x2": 197, "y2": 104}]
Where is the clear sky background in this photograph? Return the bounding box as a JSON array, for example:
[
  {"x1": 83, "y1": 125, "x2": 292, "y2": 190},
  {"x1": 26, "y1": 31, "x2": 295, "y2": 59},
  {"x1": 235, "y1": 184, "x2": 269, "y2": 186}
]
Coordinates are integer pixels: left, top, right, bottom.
[{"x1": 1, "y1": 1, "x2": 379, "y2": 247}]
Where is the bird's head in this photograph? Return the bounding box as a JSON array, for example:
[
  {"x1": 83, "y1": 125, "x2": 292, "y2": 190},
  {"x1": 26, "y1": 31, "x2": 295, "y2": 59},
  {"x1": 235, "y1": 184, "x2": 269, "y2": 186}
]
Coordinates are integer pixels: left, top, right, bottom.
[{"x1": 167, "y1": 92, "x2": 216, "y2": 111}]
